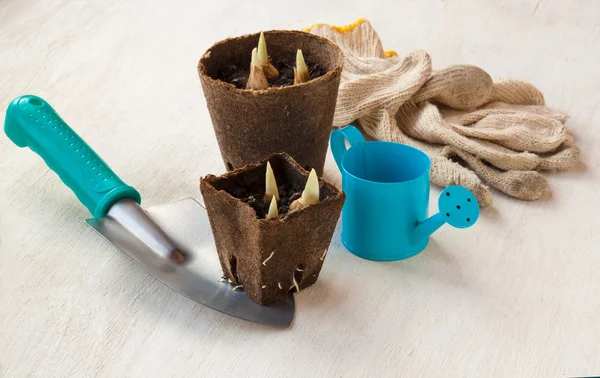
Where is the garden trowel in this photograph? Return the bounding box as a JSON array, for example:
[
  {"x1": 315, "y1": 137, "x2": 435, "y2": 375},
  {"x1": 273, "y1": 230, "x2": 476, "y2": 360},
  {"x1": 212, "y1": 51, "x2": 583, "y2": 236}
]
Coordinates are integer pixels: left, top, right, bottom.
[{"x1": 4, "y1": 95, "x2": 295, "y2": 328}]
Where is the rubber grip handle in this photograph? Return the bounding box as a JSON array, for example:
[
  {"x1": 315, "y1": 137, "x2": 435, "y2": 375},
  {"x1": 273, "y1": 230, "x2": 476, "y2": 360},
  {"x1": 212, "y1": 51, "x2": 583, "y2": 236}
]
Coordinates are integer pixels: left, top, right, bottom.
[{"x1": 4, "y1": 95, "x2": 141, "y2": 218}]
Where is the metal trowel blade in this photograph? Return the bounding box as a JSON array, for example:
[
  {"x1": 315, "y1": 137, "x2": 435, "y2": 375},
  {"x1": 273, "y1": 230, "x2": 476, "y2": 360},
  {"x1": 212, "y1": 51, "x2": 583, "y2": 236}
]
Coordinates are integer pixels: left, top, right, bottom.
[{"x1": 86, "y1": 198, "x2": 295, "y2": 328}]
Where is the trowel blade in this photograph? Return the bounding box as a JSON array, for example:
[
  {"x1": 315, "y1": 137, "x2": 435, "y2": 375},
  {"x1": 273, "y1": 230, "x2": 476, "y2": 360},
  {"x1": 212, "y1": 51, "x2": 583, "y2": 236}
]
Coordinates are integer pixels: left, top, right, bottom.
[{"x1": 86, "y1": 197, "x2": 295, "y2": 328}]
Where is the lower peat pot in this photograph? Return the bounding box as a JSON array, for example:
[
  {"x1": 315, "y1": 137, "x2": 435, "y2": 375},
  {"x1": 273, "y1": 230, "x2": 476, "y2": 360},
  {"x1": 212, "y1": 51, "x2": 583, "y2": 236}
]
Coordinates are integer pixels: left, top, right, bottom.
[{"x1": 200, "y1": 153, "x2": 345, "y2": 305}]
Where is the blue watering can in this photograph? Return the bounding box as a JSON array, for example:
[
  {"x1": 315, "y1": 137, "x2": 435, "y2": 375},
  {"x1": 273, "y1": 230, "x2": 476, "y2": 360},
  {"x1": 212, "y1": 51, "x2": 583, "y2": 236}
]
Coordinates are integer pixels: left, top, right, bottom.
[{"x1": 330, "y1": 125, "x2": 480, "y2": 261}]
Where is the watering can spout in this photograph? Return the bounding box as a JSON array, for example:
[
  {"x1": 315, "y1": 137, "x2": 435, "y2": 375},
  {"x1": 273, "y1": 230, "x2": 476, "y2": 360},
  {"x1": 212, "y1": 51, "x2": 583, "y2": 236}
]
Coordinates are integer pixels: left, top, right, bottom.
[
  {"x1": 413, "y1": 212, "x2": 448, "y2": 241},
  {"x1": 412, "y1": 186, "x2": 480, "y2": 242}
]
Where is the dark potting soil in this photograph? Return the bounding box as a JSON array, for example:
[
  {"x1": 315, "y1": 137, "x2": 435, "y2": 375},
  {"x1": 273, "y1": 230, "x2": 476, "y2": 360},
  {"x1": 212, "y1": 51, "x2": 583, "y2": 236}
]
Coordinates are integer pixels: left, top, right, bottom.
[
  {"x1": 240, "y1": 188, "x2": 302, "y2": 219},
  {"x1": 227, "y1": 172, "x2": 330, "y2": 219},
  {"x1": 219, "y1": 55, "x2": 326, "y2": 89},
  {"x1": 207, "y1": 154, "x2": 337, "y2": 220}
]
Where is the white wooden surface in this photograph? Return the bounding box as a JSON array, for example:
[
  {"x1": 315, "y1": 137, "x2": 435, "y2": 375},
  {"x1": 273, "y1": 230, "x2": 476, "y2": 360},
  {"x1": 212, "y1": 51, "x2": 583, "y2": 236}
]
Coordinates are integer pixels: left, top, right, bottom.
[{"x1": 1, "y1": 1, "x2": 598, "y2": 377}]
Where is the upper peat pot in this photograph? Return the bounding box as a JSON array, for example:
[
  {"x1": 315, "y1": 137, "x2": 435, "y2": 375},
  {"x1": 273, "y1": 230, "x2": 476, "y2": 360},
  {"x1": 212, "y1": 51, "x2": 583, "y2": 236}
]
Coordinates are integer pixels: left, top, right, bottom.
[{"x1": 198, "y1": 30, "x2": 344, "y2": 176}]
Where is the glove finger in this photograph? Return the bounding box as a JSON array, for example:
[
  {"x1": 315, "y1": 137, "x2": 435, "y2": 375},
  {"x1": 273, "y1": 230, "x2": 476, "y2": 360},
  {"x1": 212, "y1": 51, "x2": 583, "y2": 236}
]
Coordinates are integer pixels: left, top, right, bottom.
[
  {"x1": 397, "y1": 102, "x2": 541, "y2": 171},
  {"x1": 411, "y1": 65, "x2": 493, "y2": 110},
  {"x1": 448, "y1": 113, "x2": 568, "y2": 153},
  {"x1": 442, "y1": 147, "x2": 551, "y2": 201},
  {"x1": 459, "y1": 102, "x2": 569, "y2": 125},
  {"x1": 491, "y1": 79, "x2": 546, "y2": 106},
  {"x1": 537, "y1": 145, "x2": 581, "y2": 170},
  {"x1": 430, "y1": 155, "x2": 494, "y2": 207}
]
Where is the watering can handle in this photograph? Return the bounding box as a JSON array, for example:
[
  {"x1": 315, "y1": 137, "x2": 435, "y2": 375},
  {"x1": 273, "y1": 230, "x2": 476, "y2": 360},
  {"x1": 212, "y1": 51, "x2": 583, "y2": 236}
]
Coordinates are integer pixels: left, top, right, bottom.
[{"x1": 330, "y1": 125, "x2": 366, "y2": 170}]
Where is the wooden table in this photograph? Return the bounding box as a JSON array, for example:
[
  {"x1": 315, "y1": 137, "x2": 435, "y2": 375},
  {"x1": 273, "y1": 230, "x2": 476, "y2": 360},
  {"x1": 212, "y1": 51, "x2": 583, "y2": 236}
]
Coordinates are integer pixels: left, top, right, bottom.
[{"x1": 1, "y1": 0, "x2": 598, "y2": 376}]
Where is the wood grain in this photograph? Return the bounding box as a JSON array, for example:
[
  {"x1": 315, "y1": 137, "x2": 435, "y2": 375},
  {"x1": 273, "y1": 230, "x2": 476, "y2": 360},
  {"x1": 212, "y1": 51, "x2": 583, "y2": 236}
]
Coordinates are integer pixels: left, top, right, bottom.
[{"x1": 1, "y1": 0, "x2": 598, "y2": 377}]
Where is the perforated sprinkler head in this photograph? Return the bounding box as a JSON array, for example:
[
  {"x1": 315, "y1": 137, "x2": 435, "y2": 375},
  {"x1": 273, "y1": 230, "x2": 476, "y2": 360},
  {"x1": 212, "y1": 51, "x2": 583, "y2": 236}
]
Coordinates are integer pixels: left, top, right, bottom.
[{"x1": 438, "y1": 186, "x2": 480, "y2": 228}]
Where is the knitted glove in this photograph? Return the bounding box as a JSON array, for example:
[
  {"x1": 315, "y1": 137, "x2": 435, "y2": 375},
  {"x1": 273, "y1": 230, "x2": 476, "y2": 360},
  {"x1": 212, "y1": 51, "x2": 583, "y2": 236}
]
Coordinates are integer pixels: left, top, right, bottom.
[{"x1": 305, "y1": 19, "x2": 580, "y2": 207}]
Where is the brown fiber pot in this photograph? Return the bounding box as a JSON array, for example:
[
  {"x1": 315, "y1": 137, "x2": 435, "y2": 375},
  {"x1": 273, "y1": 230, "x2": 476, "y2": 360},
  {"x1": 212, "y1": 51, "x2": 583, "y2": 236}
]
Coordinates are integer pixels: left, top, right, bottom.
[
  {"x1": 200, "y1": 153, "x2": 345, "y2": 305},
  {"x1": 198, "y1": 30, "x2": 344, "y2": 176}
]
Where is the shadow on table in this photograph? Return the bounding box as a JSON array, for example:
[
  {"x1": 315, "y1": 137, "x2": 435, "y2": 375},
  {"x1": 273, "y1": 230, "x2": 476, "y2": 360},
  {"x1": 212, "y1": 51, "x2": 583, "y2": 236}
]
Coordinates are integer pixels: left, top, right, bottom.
[{"x1": 111, "y1": 230, "x2": 478, "y2": 336}]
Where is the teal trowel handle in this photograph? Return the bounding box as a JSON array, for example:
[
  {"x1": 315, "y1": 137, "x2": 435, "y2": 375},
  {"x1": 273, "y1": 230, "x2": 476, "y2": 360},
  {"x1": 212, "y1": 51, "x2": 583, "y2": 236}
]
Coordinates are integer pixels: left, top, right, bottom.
[{"x1": 4, "y1": 95, "x2": 141, "y2": 218}]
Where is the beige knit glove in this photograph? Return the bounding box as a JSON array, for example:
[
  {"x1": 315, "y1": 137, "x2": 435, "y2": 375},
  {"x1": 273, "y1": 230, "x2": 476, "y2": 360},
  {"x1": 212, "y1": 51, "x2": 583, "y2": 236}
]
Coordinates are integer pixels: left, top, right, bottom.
[{"x1": 305, "y1": 19, "x2": 580, "y2": 207}]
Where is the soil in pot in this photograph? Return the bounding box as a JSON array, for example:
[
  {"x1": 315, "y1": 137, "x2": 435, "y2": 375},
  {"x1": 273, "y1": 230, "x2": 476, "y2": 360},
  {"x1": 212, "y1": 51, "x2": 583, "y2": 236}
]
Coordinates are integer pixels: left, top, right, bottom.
[
  {"x1": 220, "y1": 54, "x2": 326, "y2": 89},
  {"x1": 215, "y1": 155, "x2": 335, "y2": 218}
]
